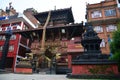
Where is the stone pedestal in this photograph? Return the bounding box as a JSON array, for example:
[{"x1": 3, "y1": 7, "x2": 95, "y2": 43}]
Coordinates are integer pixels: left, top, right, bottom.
[
  {"x1": 67, "y1": 59, "x2": 120, "y2": 79},
  {"x1": 15, "y1": 59, "x2": 32, "y2": 74},
  {"x1": 15, "y1": 68, "x2": 32, "y2": 74}
]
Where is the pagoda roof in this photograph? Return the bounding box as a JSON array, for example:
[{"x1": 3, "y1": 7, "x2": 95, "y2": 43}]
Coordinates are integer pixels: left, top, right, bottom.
[
  {"x1": 0, "y1": 23, "x2": 84, "y2": 40},
  {"x1": 34, "y1": 7, "x2": 74, "y2": 24}
]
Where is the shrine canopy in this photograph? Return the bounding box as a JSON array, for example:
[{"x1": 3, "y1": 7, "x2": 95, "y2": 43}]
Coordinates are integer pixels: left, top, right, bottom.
[{"x1": 34, "y1": 7, "x2": 74, "y2": 25}]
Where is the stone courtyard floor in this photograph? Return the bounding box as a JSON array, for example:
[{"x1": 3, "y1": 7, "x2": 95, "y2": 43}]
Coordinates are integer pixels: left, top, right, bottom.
[
  {"x1": 0, "y1": 73, "x2": 79, "y2": 80},
  {"x1": 0, "y1": 73, "x2": 110, "y2": 80}
]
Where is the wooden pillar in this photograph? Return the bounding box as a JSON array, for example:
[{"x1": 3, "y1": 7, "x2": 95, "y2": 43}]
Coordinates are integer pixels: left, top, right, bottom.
[
  {"x1": 68, "y1": 54, "x2": 72, "y2": 69},
  {"x1": 13, "y1": 56, "x2": 16, "y2": 72},
  {"x1": 66, "y1": 28, "x2": 69, "y2": 40},
  {"x1": 59, "y1": 28, "x2": 61, "y2": 40},
  {"x1": 51, "y1": 29, "x2": 54, "y2": 41}
]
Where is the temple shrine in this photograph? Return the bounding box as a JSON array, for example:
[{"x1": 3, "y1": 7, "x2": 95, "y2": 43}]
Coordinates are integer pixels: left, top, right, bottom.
[
  {"x1": 67, "y1": 23, "x2": 119, "y2": 79},
  {"x1": 20, "y1": 8, "x2": 84, "y2": 73}
]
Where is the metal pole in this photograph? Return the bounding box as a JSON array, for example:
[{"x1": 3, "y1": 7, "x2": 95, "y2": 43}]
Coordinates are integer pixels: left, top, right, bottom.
[{"x1": 0, "y1": 27, "x2": 12, "y2": 70}]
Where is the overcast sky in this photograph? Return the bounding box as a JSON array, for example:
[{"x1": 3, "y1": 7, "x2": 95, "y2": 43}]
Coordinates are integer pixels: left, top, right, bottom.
[{"x1": 0, "y1": 0, "x2": 104, "y2": 23}]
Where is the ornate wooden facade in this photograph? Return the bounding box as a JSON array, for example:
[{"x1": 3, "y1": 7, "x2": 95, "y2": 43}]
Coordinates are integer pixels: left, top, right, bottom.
[{"x1": 17, "y1": 8, "x2": 84, "y2": 73}]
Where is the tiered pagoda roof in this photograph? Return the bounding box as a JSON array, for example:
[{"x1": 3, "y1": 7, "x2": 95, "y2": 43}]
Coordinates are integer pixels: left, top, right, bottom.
[
  {"x1": 0, "y1": 7, "x2": 84, "y2": 41},
  {"x1": 34, "y1": 7, "x2": 74, "y2": 25}
]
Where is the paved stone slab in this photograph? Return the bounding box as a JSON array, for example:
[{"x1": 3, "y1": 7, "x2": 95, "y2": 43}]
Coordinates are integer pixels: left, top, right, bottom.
[{"x1": 0, "y1": 73, "x2": 80, "y2": 80}]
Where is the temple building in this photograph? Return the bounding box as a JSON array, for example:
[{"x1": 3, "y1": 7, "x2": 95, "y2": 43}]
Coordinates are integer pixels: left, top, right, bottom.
[
  {"x1": 86, "y1": 0, "x2": 120, "y2": 54},
  {"x1": 0, "y1": 6, "x2": 84, "y2": 73},
  {"x1": 24, "y1": 7, "x2": 84, "y2": 73}
]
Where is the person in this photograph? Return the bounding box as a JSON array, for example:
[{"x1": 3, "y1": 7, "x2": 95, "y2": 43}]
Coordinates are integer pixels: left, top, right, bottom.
[{"x1": 107, "y1": 35, "x2": 113, "y2": 57}]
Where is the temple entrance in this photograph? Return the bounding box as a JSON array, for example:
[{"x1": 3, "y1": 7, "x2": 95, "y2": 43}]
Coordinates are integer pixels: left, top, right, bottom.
[
  {"x1": 31, "y1": 47, "x2": 56, "y2": 74},
  {"x1": 37, "y1": 57, "x2": 53, "y2": 74}
]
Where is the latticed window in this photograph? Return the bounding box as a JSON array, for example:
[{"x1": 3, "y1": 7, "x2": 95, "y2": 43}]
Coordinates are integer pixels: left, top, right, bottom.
[
  {"x1": 23, "y1": 24, "x2": 28, "y2": 30},
  {"x1": 106, "y1": 25, "x2": 117, "y2": 32},
  {"x1": 91, "y1": 10, "x2": 102, "y2": 18},
  {"x1": 105, "y1": 9, "x2": 116, "y2": 17},
  {"x1": 9, "y1": 45, "x2": 14, "y2": 52},
  {"x1": 94, "y1": 26, "x2": 103, "y2": 33},
  {"x1": 10, "y1": 35, "x2": 16, "y2": 40},
  {"x1": 2, "y1": 36, "x2": 5, "y2": 40}
]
